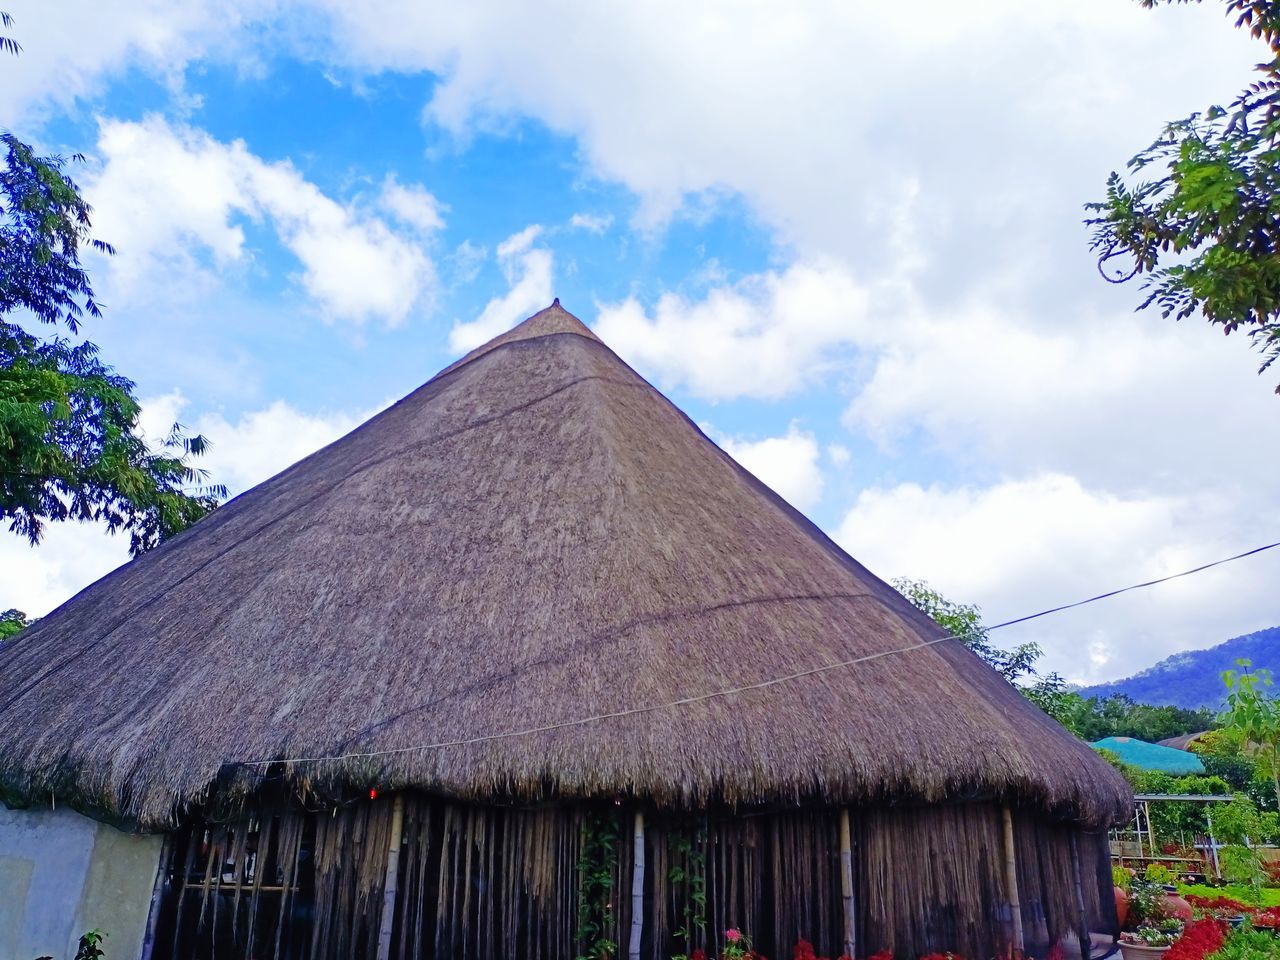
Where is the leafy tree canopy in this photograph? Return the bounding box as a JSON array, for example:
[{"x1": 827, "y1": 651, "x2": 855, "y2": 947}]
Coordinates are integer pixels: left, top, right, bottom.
[
  {"x1": 893, "y1": 578, "x2": 1220, "y2": 740},
  {"x1": 1, "y1": 15, "x2": 223, "y2": 554},
  {"x1": 1087, "y1": 0, "x2": 1280, "y2": 392},
  {"x1": 892, "y1": 578, "x2": 1044, "y2": 682},
  {"x1": 1220, "y1": 659, "x2": 1280, "y2": 810},
  {"x1": 0, "y1": 607, "x2": 29, "y2": 641}
]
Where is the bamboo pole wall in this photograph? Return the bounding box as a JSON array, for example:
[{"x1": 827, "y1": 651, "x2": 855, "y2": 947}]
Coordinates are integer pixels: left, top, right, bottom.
[{"x1": 153, "y1": 796, "x2": 1117, "y2": 960}]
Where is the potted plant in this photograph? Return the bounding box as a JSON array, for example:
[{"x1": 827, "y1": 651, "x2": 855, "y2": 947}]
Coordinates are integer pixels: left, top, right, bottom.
[{"x1": 1119, "y1": 921, "x2": 1184, "y2": 960}]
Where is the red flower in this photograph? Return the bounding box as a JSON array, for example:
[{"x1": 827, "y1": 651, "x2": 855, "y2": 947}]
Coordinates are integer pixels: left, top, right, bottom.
[
  {"x1": 1254, "y1": 906, "x2": 1280, "y2": 929},
  {"x1": 1164, "y1": 918, "x2": 1227, "y2": 960},
  {"x1": 867, "y1": 951, "x2": 895, "y2": 960},
  {"x1": 692, "y1": 951, "x2": 707, "y2": 960}
]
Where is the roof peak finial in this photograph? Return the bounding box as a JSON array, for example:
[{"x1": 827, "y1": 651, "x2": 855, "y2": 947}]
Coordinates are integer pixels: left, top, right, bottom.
[{"x1": 552, "y1": 297, "x2": 560, "y2": 306}]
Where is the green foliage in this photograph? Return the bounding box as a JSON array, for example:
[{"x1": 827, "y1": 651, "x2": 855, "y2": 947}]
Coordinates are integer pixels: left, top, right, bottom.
[
  {"x1": 1146, "y1": 862, "x2": 1177, "y2": 884},
  {"x1": 1213, "y1": 792, "x2": 1279, "y2": 844},
  {"x1": 1099, "y1": 750, "x2": 1234, "y2": 838},
  {"x1": 1, "y1": 12, "x2": 19, "y2": 58},
  {"x1": 73, "y1": 930, "x2": 105, "y2": 960},
  {"x1": 892, "y1": 579, "x2": 1219, "y2": 740},
  {"x1": 0, "y1": 133, "x2": 224, "y2": 553},
  {"x1": 1221, "y1": 660, "x2": 1280, "y2": 811},
  {"x1": 1127, "y1": 876, "x2": 1171, "y2": 925},
  {"x1": 1206, "y1": 792, "x2": 1277, "y2": 907},
  {"x1": 1115, "y1": 863, "x2": 1134, "y2": 890},
  {"x1": 1210, "y1": 923, "x2": 1280, "y2": 960},
  {"x1": 0, "y1": 607, "x2": 30, "y2": 641},
  {"x1": 1069, "y1": 693, "x2": 1216, "y2": 743},
  {"x1": 667, "y1": 825, "x2": 708, "y2": 960},
  {"x1": 1177, "y1": 882, "x2": 1280, "y2": 906},
  {"x1": 576, "y1": 810, "x2": 620, "y2": 960},
  {"x1": 892, "y1": 578, "x2": 1052, "y2": 685},
  {"x1": 33, "y1": 929, "x2": 106, "y2": 960},
  {"x1": 1087, "y1": 0, "x2": 1280, "y2": 392},
  {"x1": 1220, "y1": 844, "x2": 1268, "y2": 905},
  {"x1": 1191, "y1": 729, "x2": 1280, "y2": 812}
]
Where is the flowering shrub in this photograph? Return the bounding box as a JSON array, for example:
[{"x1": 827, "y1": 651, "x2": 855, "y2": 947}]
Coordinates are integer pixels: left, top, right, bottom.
[
  {"x1": 1183, "y1": 893, "x2": 1252, "y2": 915},
  {"x1": 1253, "y1": 905, "x2": 1280, "y2": 929},
  {"x1": 1163, "y1": 919, "x2": 1227, "y2": 960},
  {"x1": 1121, "y1": 921, "x2": 1184, "y2": 948}
]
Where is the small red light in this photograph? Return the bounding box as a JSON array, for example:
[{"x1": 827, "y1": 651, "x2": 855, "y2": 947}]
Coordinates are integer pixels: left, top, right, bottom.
[{"x1": 369, "y1": 789, "x2": 378, "y2": 800}]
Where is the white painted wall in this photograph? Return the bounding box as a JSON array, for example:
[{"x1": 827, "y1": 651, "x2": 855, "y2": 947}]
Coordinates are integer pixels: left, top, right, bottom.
[{"x1": 0, "y1": 803, "x2": 162, "y2": 960}]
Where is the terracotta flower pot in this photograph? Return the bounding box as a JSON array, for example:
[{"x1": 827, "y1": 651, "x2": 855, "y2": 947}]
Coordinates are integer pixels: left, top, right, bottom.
[
  {"x1": 1115, "y1": 886, "x2": 1130, "y2": 928},
  {"x1": 1161, "y1": 893, "x2": 1193, "y2": 921}
]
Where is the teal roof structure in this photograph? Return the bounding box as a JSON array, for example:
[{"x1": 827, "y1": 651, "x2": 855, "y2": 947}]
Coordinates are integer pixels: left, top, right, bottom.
[{"x1": 1090, "y1": 736, "x2": 1206, "y2": 774}]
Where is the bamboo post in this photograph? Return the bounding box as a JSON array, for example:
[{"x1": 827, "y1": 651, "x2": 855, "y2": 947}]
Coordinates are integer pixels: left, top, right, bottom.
[
  {"x1": 839, "y1": 809, "x2": 856, "y2": 959},
  {"x1": 629, "y1": 810, "x2": 646, "y2": 960},
  {"x1": 1068, "y1": 833, "x2": 1091, "y2": 955},
  {"x1": 375, "y1": 793, "x2": 406, "y2": 960},
  {"x1": 138, "y1": 835, "x2": 173, "y2": 960},
  {"x1": 1001, "y1": 806, "x2": 1025, "y2": 954}
]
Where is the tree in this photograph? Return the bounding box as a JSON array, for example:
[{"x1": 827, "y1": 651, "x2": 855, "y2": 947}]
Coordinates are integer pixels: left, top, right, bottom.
[
  {"x1": 1087, "y1": 0, "x2": 1280, "y2": 392},
  {"x1": 1220, "y1": 659, "x2": 1280, "y2": 811},
  {"x1": 1, "y1": 11, "x2": 19, "y2": 57},
  {"x1": 1, "y1": 16, "x2": 223, "y2": 553},
  {"x1": 891, "y1": 578, "x2": 1086, "y2": 729},
  {"x1": 892, "y1": 578, "x2": 1044, "y2": 682},
  {"x1": 0, "y1": 607, "x2": 29, "y2": 641}
]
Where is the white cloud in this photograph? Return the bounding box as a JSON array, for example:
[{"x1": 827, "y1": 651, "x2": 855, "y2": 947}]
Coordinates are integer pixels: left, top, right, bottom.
[
  {"x1": 9, "y1": 0, "x2": 1280, "y2": 687},
  {"x1": 594, "y1": 260, "x2": 870, "y2": 400},
  {"x1": 188, "y1": 400, "x2": 374, "y2": 493},
  {"x1": 835, "y1": 474, "x2": 1280, "y2": 686},
  {"x1": 449, "y1": 224, "x2": 553, "y2": 352},
  {"x1": 0, "y1": 393, "x2": 376, "y2": 619},
  {"x1": 86, "y1": 115, "x2": 434, "y2": 326},
  {"x1": 717, "y1": 424, "x2": 824, "y2": 512},
  {"x1": 843, "y1": 299, "x2": 1280, "y2": 497},
  {"x1": 380, "y1": 174, "x2": 446, "y2": 233},
  {"x1": 0, "y1": 0, "x2": 260, "y2": 123},
  {"x1": 568, "y1": 212, "x2": 613, "y2": 234}
]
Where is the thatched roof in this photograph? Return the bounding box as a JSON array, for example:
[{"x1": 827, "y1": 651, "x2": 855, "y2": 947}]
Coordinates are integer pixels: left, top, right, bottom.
[{"x1": 0, "y1": 302, "x2": 1130, "y2": 829}]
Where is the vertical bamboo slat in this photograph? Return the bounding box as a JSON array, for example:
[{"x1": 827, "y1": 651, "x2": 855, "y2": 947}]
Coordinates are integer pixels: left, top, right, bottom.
[
  {"x1": 630, "y1": 810, "x2": 646, "y2": 960},
  {"x1": 1002, "y1": 806, "x2": 1025, "y2": 953},
  {"x1": 375, "y1": 793, "x2": 405, "y2": 960},
  {"x1": 839, "y1": 809, "x2": 856, "y2": 960}
]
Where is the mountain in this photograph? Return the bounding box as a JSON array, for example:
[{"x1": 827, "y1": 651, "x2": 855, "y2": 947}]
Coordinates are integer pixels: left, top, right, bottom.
[{"x1": 1079, "y1": 625, "x2": 1280, "y2": 710}]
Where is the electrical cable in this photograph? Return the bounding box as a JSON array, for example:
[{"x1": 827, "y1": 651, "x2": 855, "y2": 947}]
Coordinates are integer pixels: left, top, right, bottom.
[{"x1": 236, "y1": 538, "x2": 1280, "y2": 768}]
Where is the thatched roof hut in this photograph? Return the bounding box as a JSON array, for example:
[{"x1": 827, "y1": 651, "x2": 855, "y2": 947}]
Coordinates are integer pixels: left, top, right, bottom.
[{"x1": 0, "y1": 302, "x2": 1129, "y2": 960}]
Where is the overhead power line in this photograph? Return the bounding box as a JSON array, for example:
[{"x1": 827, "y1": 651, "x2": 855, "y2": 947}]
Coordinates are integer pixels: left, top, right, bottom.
[{"x1": 238, "y1": 538, "x2": 1280, "y2": 768}]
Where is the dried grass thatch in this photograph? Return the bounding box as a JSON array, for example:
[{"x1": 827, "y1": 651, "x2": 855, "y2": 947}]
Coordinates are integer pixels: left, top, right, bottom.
[{"x1": 0, "y1": 302, "x2": 1130, "y2": 829}]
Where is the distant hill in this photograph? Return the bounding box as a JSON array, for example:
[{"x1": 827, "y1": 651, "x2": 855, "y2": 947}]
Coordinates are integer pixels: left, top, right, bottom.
[{"x1": 1079, "y1": 625, "x2": 1280, "y2": 710}]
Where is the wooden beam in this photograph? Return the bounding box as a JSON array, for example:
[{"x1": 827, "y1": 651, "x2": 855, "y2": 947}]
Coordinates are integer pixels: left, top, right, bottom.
[
  {"x1": 629, "y1": 810, "x2": 646, "y2": 960},
  {"x1": 138, "y1": 834, "x2": 172, "y2": 960},
  {"x1": 1001, "y1": 806, "x2": 1025, "y2": 954},
  {"x1": 1068, "y1": 832, "x2": 1091, "y2": 956},
  {"x1": 375, "y1": 794, "x2": 406, "y2": 960},
  {"x1": 839, "y1": 809, "x2": 856, "y2": 959}
]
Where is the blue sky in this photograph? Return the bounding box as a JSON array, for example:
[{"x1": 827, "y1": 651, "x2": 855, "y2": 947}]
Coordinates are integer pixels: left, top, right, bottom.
[{"x1": 3, "y1": 0, "x2": 1279, "y2": 684}]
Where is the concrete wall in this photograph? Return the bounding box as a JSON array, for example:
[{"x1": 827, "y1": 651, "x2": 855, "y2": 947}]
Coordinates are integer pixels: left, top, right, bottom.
[{"x1": 0, "y1": 803, "x2": 162, "y2": 960}]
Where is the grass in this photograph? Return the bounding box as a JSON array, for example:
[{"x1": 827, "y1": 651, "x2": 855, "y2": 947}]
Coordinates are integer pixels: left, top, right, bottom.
[{"x1": 1177, "y1": 882, "x2": 1280, "y2": 907}]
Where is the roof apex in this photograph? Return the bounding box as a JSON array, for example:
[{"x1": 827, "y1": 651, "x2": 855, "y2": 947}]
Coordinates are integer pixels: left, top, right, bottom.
[{"x1": 438, "y1": 299, "x2": 601, "y2": 380}]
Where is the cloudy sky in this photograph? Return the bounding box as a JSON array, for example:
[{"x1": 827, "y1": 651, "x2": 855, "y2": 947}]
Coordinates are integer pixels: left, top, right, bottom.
[{"x1": 2, "y1": 0, "x2": 1278, "y2": 685}]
